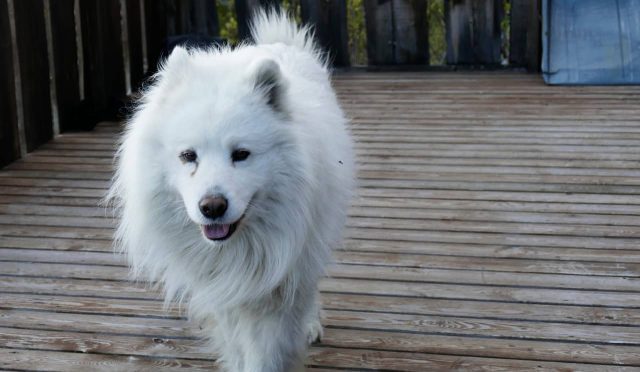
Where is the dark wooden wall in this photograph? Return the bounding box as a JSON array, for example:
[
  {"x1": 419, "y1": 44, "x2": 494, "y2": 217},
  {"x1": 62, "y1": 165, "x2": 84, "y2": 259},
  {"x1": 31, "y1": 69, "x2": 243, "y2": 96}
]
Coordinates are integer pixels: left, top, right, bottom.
[
  {"x1": 509, "y1": 0, "x2": 541, "y2": 71},
  {"x1": 364, "y1": 0, "x2": 429, "y2": 65},
  {"x1": 49, "y1": 0, "x2": 82, "y2": 132},
  {"x1": 0, "y1": 0, "x2": 543, "y2": 168},
  {"x1": 13, "y1": 0, "x2": 53, "y2": 152},
  {"x1": 126, "y1": 0, "x2": 146, "y2": 90},
  {"x1": 236, "y1": 0, "x2": 281, "y2": 40},
  {"x1": 300, "y1": 0, "x2": 350, "y2": 67},
  {"x1": 144, "y1": 0, "x2": 221, "y2": 75},
  {"x1": 445, "y1": 0, "x2": 504, "y2": 65},
  {"x1": 0, "y1": 0, "x2": 19, "y2": 167},
  {"x1": 80, "y1": 0, "x2": 127, "y2": 127},
  {"x1": 0, "y1": 0, "x2": 141, "y2": 167}
]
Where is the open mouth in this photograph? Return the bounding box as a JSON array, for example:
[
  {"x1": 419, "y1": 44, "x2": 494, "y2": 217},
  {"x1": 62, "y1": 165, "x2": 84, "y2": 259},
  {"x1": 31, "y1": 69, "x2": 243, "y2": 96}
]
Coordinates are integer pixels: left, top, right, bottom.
[{"x1": 200, "y1": 218, "x2": 242, "y2": 241}]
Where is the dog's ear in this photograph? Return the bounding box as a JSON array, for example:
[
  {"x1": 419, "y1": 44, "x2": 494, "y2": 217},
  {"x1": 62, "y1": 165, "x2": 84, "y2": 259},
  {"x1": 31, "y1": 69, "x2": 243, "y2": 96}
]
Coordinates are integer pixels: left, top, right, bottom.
[
  {"x1": 167, "y1": 46, "x2": 189, "y2": 66},
  {"x1": 251, "y1": 59, "x2": 288, "y2": 114},
  {"x1": 161, "y1": 46, "x2": 190, "y2": 82}
]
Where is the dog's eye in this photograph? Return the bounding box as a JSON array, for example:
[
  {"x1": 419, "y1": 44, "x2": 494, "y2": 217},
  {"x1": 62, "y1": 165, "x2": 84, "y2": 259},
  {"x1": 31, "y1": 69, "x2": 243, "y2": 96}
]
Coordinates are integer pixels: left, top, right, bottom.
[
  {"x1": 231, "y1": 149, "x2": 251, "y2": 162},
  {"x1": 180, "y1": 150, "x2": 197, "y2": 163}
]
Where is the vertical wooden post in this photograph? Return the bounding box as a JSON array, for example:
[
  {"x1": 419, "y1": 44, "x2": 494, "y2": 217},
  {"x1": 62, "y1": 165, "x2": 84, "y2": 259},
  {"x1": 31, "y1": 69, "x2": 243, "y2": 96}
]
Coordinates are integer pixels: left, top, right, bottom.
[
  {"x1": 509, "y1": 0, "x2": 527, "y2": 66},
  {"x1": 49, "y1": 0, "x2": 83, "y2": 132},
  {"x1": 0, "y1": 0, "x2": 20, "y2": 166},
  {"x1": 300, "y1": 0, "x2": 350, "y2": 67},
  {"x1": 163, "y1": 0, "x2": 181, "y2": 36},
  {"x1": 363, "y1": 0, "x2": 428, "y2": 65},
  {"x1": 394, "y1": 0, "x2": 428, "y2": 65},
  {"x1": 235, "y1": 0, "x2": 281, "y2": 41},
  {"x1": 80, "y1": 0, "x2": 126, "y2": 126},
  {"x1": 126, "y1": 0, "x2": 145, "y2": 90},
  {"x1": 145, "y1": 0, "x2": 220, "y2": 75},
  {"x1": 525, "y1": 0, "x2": 541, "y2": 72},
  {"x1": 445, "y1": 0, "x2": 504, "y2": 65},
  {"x1": 191, "y1": 0, "x2": 220, "y2": 36},
  {"x1": 510, "y1": 0, "x2": 541, "y2": 71},
  {"x1": 364, "y1": 0, "x2": 393, "y2": 65},
  {"x1": 13, "y1": 0, "x2": 53, "y2": 150},
  {"x1": 144, "y1": 0, "x2": 170, "y2": 73},
  {"x1": 176, "y1": 0, "x2": 192, "y2": 35},
  {"x1": 169, "y1": 0, "x2": 220, "y2": 36}
]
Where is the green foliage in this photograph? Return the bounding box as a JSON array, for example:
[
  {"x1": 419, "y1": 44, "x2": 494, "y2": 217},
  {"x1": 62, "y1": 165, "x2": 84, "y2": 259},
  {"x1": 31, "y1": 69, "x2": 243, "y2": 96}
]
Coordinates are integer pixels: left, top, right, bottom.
[
  {"x1": 281, "y1": 0, "x2": 301, "y2": 22},
  {"x1": 501, "y1": 0, "x2": 511, "y2": 64},
  {"x1": 346, "y1": 0, "x2": 447, "y2": 66},
  {"x1": 216, "y1": 0, "x2": 300, "y2": 45},
  {"x1": 216, "y1": 0, "x2": 238, "y2": 44},
  {"x1": 428, "y1": 0, "x2": 446, "y2": 65},
  {"x1": 214, "y1": 0, "x2": 495, "y2": 67},
  {"x1": 347, "y1": 0, "x2": 367, "y2": 66}
]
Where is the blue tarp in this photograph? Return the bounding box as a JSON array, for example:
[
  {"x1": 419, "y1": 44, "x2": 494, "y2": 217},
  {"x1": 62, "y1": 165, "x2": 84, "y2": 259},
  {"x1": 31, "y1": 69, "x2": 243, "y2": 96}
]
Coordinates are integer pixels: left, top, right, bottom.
[{"x1": 542, "y1": 0, "x2": 640, "y2": 85}]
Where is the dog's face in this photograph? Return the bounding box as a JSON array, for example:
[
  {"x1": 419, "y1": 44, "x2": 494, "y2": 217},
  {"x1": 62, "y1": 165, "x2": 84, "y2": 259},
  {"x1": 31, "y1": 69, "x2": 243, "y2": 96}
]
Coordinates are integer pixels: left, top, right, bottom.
[{"x1": 152, "y1": 48, "x2": 291, "y2": 243}]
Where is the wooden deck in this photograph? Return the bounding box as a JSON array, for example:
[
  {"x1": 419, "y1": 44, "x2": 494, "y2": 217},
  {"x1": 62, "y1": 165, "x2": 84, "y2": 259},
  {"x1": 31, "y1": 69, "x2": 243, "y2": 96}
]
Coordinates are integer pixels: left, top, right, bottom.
[{"x1": 1, "y1": 72, "x2": 640, "y2": 371}]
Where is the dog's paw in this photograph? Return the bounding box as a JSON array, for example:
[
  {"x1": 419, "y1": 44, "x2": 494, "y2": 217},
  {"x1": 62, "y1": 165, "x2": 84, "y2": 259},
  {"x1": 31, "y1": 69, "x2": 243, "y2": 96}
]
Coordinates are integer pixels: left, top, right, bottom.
[{"x1": 306, "y1": 317, "x2": 323, "y2": 344}]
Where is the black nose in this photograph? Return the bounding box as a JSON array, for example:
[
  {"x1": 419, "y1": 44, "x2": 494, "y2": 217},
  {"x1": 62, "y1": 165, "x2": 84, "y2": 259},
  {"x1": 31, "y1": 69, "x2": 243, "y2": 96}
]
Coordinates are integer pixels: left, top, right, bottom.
[{"x1": 199, "y1": 196, "x2": 228, "y2": 219}]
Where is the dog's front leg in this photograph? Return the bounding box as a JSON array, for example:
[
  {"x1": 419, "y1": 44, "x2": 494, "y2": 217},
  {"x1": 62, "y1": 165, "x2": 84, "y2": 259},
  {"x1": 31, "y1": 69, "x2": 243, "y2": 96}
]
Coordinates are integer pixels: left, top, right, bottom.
[
  {"x1": 217, "y1": 305, "x2": 307, "y2": 372},
  {"x1": 244, "y1": 310, "x2": 306, "y2": 372}
]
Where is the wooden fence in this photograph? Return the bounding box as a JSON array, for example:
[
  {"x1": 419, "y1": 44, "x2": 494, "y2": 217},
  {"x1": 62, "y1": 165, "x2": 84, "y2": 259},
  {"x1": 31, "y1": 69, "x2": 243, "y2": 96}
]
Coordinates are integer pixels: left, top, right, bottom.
[{"x1": 0, "y1": 0, "x2": 541, "y2": 168}]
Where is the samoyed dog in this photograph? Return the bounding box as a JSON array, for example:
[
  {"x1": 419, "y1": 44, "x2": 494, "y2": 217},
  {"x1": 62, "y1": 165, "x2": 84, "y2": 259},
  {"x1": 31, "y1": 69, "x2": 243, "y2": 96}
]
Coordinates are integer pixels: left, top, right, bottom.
[{"x1": 107, "y1": 10, "x2": 354, "y2": 372}]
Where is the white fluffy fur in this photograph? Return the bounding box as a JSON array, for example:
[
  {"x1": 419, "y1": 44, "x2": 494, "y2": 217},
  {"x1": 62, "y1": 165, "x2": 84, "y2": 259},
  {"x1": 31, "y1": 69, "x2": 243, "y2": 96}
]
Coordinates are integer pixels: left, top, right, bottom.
[{"x1": 107, "y1": 10, "x2": 354, "y2": 372}]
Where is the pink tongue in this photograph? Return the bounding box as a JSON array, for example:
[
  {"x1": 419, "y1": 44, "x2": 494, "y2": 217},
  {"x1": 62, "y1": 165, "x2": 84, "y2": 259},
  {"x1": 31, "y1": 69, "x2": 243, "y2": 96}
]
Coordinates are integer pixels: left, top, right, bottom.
[{"x1": 203, "y1": 224, "x2": 230, "y2": 240}]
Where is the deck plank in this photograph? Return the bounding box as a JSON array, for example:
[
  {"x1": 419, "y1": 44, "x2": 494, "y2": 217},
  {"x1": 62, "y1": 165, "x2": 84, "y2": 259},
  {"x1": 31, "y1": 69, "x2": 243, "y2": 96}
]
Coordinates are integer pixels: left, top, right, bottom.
[{"x1": 1, "y1": 72, "x2": 640, "y2": 370}]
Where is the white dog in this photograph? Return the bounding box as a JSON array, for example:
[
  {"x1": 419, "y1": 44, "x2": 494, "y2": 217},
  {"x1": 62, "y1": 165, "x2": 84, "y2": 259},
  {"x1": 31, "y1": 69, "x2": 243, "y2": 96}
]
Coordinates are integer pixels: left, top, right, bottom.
[{"x1": 107, "y1": 10, "x2": 354, "y2": 372}]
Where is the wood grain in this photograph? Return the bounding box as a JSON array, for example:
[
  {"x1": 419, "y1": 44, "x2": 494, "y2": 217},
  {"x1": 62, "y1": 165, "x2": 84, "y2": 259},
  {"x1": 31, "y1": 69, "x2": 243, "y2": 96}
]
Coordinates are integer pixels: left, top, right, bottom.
[{"x1": 1, "y1": 72, "x2": 639, "y2": 370}]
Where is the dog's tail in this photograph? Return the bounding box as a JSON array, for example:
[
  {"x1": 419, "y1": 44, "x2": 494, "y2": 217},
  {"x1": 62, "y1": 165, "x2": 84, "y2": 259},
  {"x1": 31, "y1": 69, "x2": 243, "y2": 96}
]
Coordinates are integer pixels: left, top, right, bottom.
[{"x1": 250, "y1": 9, "x2": 326, "y2": 66}]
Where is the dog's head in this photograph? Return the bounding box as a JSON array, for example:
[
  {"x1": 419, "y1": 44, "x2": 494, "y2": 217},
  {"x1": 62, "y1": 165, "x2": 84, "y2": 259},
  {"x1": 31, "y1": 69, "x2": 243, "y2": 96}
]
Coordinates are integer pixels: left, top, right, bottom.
[
  {"x1": 135, "y1": 46, "x2": 298, "y2": 244},
  {"x1": 111, "y1": 40, "x2": 351, "y2": 310}
]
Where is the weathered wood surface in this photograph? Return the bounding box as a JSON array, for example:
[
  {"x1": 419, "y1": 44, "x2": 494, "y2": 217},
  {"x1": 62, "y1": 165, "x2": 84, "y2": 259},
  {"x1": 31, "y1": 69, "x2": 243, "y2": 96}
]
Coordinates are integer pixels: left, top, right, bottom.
[{"x1": 1, "y1": 72, "x2": 640, "y2": 370}]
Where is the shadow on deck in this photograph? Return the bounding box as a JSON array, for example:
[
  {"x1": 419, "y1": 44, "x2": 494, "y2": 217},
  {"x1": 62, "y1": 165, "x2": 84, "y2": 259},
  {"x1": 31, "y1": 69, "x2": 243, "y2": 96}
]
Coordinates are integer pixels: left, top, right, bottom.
[{"x1": 1, "y1": 72, "x2": 640, "y2": 371}]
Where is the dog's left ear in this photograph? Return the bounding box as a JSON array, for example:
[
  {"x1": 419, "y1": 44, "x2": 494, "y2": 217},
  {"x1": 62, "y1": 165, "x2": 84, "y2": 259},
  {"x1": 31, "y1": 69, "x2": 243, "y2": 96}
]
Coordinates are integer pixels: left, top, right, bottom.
[{"x1": 250, "y1": 59, "x2": 288, "y2": 114}]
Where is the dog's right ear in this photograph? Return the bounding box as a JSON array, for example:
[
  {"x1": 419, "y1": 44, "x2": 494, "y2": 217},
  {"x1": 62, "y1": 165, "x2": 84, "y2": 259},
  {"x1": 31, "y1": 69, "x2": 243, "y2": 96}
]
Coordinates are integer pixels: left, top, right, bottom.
[{"x1": 249, "y1": 59, "x2": 288, "y2": 115}]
